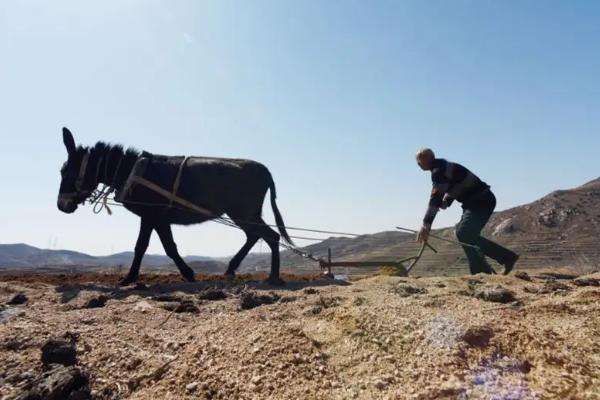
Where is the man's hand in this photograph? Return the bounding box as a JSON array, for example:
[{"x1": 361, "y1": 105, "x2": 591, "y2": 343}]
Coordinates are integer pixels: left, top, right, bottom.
[{"x1": 416, "y1": 224, "x2": 431, "y2": 243}]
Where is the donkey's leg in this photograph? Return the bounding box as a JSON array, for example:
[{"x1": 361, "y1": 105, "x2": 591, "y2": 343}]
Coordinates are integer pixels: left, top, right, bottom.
[
  {"x1": 225, "y1": 230, "x2": 260, "y2": 277},
  {"x1": 119, "y1": 218, "x2": 154, "y2": 286},
  {"x1": 155, "y1": 223, "x2": 196, "y2": 282},
  {"x1": 252, "y1": 218, "x2": 284, "y2": 286}
]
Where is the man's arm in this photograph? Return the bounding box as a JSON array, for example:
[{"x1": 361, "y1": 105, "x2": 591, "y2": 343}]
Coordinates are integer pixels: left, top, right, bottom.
[
  {"x1": 418, "y1": 185, "x2": 445, "y2": 243},
  {"x1": 423, "y1": 187, "x2": 444, "y2": 227}
]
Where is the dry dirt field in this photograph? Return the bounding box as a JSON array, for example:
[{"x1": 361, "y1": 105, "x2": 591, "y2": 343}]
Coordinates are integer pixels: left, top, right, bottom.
[{"x1": 1, "y1": 270, "x2": 599, "y2": 399}]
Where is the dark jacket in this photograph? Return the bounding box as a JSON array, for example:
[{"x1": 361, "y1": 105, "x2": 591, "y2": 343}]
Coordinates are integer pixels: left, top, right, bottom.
[{"x1": 423, "y1": 158, "x2": 490, "y2": 225}]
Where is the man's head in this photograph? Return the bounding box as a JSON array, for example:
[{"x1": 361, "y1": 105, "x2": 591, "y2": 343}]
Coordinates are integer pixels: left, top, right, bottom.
[{"x1": 416, "y1": 148, "x2": 435, "y2": 171}]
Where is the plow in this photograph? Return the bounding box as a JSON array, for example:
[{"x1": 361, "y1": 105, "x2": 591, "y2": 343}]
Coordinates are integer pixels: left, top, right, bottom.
[{"x1": 318, "y1": 241, "x2": 438, "y2": 278}]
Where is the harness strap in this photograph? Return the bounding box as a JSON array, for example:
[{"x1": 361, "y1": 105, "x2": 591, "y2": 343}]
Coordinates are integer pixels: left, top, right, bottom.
[
  {"x1": 130, "y1": 175, "x2": 214, "y2": 216},
  {"x1": 170, "y1": 157, "x2": 189, "y2": 208},
  {"x1": 75, "y1": 151, "x2": 90, "y2": 191}
]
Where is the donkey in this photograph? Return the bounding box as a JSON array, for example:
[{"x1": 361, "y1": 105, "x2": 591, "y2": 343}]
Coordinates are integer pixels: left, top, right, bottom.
[{"x1": 57, "y1": 127, "x2": 293, "y2": 286}]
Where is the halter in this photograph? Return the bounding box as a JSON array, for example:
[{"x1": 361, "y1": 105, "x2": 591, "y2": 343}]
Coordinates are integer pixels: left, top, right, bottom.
[{"x1": 59, "y1": 151, "x2": 92, "y2": 201}]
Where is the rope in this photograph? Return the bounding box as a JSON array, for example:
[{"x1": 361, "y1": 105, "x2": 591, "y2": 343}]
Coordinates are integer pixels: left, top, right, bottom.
[{"x1": 97, "y1": 197, "x2": 325, "y2": 262}]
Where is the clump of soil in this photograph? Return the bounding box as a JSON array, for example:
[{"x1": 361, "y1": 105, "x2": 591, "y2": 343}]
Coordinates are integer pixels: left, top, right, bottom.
[
  {"x1": 7, "y1": 293, "x2": 28, "y2": 305},
  {"x1": 83, "y1": 295, "x2": 108, "y2": 309},
  {"x1": 515, "y1": 271, "x2": 532, "y2": 281},
  {"x1": 197, "y1": 289, "x2": 228, "y2": 301},
  {"x1": 391, "y1": 283, "x2": 427, "y2": 297},
  {"x1": 41, "y1": 336, "x2": 77, "y2": 367},
  {"x1": 14, "y1": 365, "x2": 90, "y2": 400},
  {"x1": 525, "y1": 280, "x2": 573, "y2": 294},
  {"x1": 536, "y1": 272, "x2": 578, "y2": 280},
  {"x1": 473, "y1": 285, "x2": 517, "y2": 303},
  {"x1": 239, "y1": 291, "x2": 281, "y2": 310},
  {"x1": 573, "y1": 277, "x2": 600, "y2": 287},
  {"x1": 462, "y1": 325, "x2": 495, "y2": 348},
  {"x1": 159, "y1": 299, "x2": 199, "y2": 314}
]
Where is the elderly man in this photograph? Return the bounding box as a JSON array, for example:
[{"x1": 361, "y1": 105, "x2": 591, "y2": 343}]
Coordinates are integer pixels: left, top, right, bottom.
[{"x1": 415, "y1": 148, "x2": 518, "y2": 275}]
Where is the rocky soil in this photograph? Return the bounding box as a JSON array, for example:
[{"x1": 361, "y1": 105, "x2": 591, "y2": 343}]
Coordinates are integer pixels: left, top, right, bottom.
[{"x1": 1, "y1": 271, "x2": 599, "y2": 399}]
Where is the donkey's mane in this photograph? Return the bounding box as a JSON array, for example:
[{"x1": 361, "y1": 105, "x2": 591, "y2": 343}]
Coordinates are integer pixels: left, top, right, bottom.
[{"x1": 87, "y1": 141, "x2": 141, "y2": 160}]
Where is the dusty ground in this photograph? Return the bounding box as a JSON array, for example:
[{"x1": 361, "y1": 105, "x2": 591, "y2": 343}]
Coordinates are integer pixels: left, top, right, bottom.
[{"x1": 1, "y1": 270, "x2": 599, "y2": 400}]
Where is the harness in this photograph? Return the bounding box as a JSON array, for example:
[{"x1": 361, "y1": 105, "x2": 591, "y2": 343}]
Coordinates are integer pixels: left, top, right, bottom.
[{"x1": 117, "y1": 156, "x2": 214, "y2": 216}]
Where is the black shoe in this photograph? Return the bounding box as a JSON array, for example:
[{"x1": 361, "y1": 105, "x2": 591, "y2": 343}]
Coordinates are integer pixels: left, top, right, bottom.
[{"x1": 503, "y1": 254, "x2": 519, "y2": 275}]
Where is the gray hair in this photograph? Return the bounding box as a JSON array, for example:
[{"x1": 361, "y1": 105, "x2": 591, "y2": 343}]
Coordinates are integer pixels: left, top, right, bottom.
[{"x1": 416, "y1": 148, "x2": 435, "y2": 160}]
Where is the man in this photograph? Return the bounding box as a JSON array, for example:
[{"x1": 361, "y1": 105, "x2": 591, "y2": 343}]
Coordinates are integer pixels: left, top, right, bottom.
[{"x1": 415, "y1": 148, "x2": 518, "y2": 275}]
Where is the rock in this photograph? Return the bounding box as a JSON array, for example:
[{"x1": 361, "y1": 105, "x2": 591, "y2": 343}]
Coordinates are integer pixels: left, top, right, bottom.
[
  {"x1": 83, "y1": 295, "x2": 108, "y2": 309},
  {"x1": 573, "y1": 277, "x2": 600, "y2": 287},
  {"x1": 186, "y1": 382, "x2": 199, "y2": 392},
  {"x1": 14, "y1": 365, "x2": 90, "y2": 400},
  {"x1": 41, "y1": 337, "x2": 77, "y2": 367},
  {"x1": 538, "y1": 206, "x2": 576, "y2": 227},
  {"x1": 303, "y1": 288, "x2": 318, "y2": 295},
  {"x1": 239, "y1": 292, "x2": 281, "y2": 310},
  {"x1": 391, "y1": 283, "x2": 427, "y2": 297},
  {"x1": 515, "y1": 271, "x2": 532, "y2": 281},
  {"x1": 197, "y1": 289, "x2": 227, "y2": 301},
  {"x1": 7, "y1": 293, "x2": 28, "y2": 305},
  {"x1": 474, "y1": 285, "x2": 517, "y2": 303}
]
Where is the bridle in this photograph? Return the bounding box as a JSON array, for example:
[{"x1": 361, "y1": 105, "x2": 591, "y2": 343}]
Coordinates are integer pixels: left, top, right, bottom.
[
  {"x1": 59, "y1": 151, "x2": 123, "y2": 206},
  {"x1": 59, "y1": 151, "x2": 93, "y2": 202}
]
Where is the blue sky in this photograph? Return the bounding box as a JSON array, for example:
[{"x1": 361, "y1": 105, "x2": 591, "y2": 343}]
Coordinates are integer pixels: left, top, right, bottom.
[{"x1": 0, "y1": 0, "x2": 598, "y2": 257}]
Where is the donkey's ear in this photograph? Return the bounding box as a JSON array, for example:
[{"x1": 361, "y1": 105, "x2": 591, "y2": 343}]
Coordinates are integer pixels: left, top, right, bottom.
[{"x1": 62, "y1": 127, "x2": 76, "y2": 154}]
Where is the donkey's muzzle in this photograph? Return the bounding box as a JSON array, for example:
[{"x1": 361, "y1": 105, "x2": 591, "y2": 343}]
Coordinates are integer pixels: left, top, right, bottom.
[{"x1": 57, "y1": 195, "x2": 78, "y2": 213}]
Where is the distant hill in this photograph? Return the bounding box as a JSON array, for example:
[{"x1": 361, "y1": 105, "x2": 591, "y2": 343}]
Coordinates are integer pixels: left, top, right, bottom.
[{"x1": 0, "y1": 244, "x2": 217, "y2": 272}]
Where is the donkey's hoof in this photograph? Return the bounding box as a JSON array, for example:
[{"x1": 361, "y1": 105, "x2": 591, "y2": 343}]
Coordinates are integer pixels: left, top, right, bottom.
[
  {"x1": 265, "y1": 276, "x2": 286, "y2": 287},
  {"x1": 118, "y1": 277, "x2": 138, "y2": 286}
]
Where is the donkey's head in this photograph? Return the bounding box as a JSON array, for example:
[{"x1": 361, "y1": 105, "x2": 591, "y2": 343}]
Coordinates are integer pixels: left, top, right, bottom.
[{"x1": 57, "y1": 127, "x2": 97, "y2": 213}]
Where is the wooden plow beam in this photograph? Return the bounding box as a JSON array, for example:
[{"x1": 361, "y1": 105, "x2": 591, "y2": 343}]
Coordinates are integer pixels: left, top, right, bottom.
[{"x1": 319, "y1": 242, "x2": 437, "y2": 278}]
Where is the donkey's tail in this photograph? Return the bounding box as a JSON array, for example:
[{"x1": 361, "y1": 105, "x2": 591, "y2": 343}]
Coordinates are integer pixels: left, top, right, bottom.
[{"x1": 268, "y1": 174, "x2": 294, "y2": 245}]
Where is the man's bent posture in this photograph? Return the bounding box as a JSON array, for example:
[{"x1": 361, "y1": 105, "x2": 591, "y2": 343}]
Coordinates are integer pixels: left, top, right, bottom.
[{"x1": 415, "y1": 148, "x2": 518, "y2": 275}]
